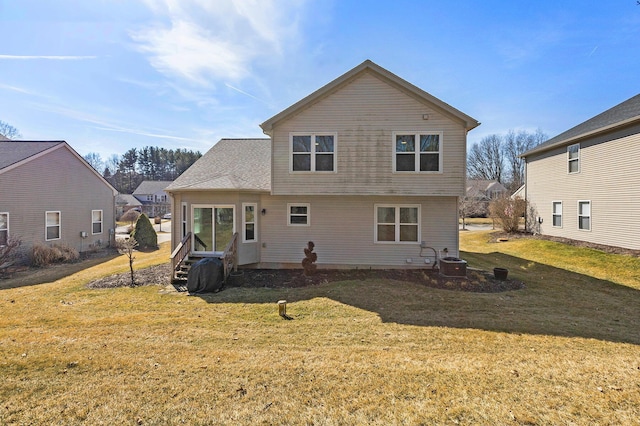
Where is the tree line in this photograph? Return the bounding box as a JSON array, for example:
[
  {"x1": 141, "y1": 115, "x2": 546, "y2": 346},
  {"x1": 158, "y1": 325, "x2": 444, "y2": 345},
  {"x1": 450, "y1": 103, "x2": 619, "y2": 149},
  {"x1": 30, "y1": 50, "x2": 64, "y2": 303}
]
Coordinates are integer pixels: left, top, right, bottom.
[{"x1": 83, "y1": 147, "x2": 202, "y2": 194}]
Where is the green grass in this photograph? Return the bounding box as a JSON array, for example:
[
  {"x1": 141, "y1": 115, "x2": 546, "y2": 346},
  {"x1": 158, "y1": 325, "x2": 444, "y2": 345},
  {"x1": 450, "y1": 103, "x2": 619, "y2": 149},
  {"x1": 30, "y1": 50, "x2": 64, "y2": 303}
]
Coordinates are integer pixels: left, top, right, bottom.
[{"x1": 1, "y1": 235, "x2": 639, "y2": 424}]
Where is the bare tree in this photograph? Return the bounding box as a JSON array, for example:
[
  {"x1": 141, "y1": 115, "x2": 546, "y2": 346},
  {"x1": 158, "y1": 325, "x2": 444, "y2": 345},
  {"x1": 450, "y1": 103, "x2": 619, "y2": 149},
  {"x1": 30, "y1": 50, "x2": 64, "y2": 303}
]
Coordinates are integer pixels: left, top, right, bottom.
[
  {"x1": 467, "y1": 134, "x2": 504, "y2": 182},
  {"x1": 0, "y1": 120, "x2": 22, "y2": 140},
  {"x1": 117, "y1": 237, "x2": 138, "y2": 287},
  {"x1": 503, "y1": 129, "x2": 547, "y2": 191},
  {"x1": 83, "y1": 152, "x2": 104, "y2": 172},
  {"x1": 459, "y1": 195, "x2": 487, "y2": 230}
]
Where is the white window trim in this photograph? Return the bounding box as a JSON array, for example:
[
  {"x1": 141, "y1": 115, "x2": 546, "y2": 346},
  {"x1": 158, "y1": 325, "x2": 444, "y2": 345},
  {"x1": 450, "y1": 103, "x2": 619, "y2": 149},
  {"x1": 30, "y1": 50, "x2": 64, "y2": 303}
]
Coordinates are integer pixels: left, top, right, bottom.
[
  {"x1": 181, "y1": 202, "x2": 188, "y2": 239},
  {"x1": 567, "y1": 143, "x2": 580, "y2": 174},
  {"x1": 289, "y1": 132, "x2": 337, "y2": 173},
  {"x1": 552, "y1": 201, "x2": 563, "y2": 228},
  {"x1": 242, "y1": 203, "x2": 258, "y2": 243},
  {"x1": 392, "y1": 131, "x2": 443, "y2": 174},
  {"x1": 45, "y1": 211, "x2": 61, "y2": 241},
  {"x1": 374, "y1": 204, "x2": 421, "y2": 244},
  {"x1": 191, "y1": 204, "x2": 236, "y2": 255},
  {"x1": 91, "y1": 209, "x2": 103, "y2": 235},
  {"x1": 287, "y1": 203, "x2": 310, "y2": 226},
  {"x1": 578, "y1": 200, "x2": 591, "y2": 231},
  {"x1": 0, "y1": 212, "x2": 8, "y2": 247}
]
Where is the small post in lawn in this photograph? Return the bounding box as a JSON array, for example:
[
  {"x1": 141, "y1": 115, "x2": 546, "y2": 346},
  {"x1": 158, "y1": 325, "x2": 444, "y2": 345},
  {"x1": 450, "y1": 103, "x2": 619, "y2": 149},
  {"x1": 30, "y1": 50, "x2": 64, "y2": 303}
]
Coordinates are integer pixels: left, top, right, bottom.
[{"x1": 278, "y1": 300, "x2": 292, "y2": 320}]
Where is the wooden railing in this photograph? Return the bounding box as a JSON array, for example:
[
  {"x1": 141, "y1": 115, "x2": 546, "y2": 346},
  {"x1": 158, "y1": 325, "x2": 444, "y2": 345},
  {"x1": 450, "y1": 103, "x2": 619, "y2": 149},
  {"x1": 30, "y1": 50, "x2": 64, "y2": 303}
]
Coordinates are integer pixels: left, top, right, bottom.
[
  {"x1": 193, "y1": 233, "x2": 207, "y2": 251},
  {"x1": 170, "y1": 232, "x2": 191, "y2": 279},
  {"x1": 221, "y1": 232, "x2": 239, "y2": 282}
]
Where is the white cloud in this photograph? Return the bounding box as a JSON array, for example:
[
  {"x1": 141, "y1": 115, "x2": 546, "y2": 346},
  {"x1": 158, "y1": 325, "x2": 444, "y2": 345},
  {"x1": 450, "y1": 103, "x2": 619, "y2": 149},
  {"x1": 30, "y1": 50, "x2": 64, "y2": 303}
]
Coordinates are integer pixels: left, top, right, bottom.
[{"x1": 132, "y1": 0, "x2": 308, "y2": 85}]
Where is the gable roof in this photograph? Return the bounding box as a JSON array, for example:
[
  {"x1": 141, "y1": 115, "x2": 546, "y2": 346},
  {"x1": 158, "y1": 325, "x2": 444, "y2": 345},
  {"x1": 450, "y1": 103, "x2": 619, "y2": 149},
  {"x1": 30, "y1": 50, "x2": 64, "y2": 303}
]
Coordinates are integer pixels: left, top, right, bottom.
[
  {"x1": 260, "y1": 60, "x2": 480, "y2": 134},
  {"x1": 133, "y1": 180, "x2": 173, "y2": 195},
  {"x1": 165, "y1": 139, "x2": 271, "y2": 192},
  {"x1": 116, "y1": 193, "x2": 143, "y2": 206},
  {"x1": 522, "y1": 93, "x2": 640, "y2": 157},
  {"x1": 0, "y1": 140, "x2": 118, "y2": 195}
]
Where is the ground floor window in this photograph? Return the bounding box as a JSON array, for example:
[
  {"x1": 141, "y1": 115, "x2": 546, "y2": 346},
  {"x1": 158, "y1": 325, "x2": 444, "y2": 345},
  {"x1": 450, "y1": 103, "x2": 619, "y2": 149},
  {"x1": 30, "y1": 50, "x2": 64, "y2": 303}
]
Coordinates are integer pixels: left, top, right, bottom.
[
  {"x1": 243, "y1": 203, "x2": 257, "y2": 242},
  {"x1": 288, "y1": 203, "x2": 310, "y2": 226},
  {"x1": 192, "y1": 205, "x2": 235, "y2": 252},
  {"x1": 46, "y1": 211, "x2": 61, "y2": 241},
  {"x1": 552, "y1": 201, "x2": 562, "y2": 227},
  {"x1": 92, "y1": 210, "x2": 103, "y2": 234},
  {"x1": 0, "y1": 212, "x2": 8, "y2": 246},
  {"x1": 375, "y1": 205, "x2": 420, "y2": 243},
  {"x1": 578, "y1": 201, "x2": 591, "y2": 231}
]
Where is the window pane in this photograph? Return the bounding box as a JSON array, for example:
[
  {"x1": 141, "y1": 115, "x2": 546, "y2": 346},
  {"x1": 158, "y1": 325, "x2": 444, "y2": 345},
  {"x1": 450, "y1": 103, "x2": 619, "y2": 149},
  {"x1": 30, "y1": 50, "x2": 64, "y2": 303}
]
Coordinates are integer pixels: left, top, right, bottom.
[
  {"x1": 293, "y1": 154, "x2": 311, "y2": 171},
  {"x1": 315, "y1": 154, "x2": 334, "y2": 171},
  {"x1": 420, "y1": 154, "x2": 439, "y2": 171},
  {"x1": 92, "y1": 210, "x2": 102, "y2": 222},
  {"x1": 93, "y1": 222, "x2": 102, "y2": 234},
  {"x1": 293, "y1": 135, "x2": 311, "y2": 152},
  {"x1": 0, "y1": 214, "x2": 6, "y2": 230},
  {"x1": 579, "y1": 217, "x2": 590, "y2": 230},
  {"x1": 399, "y1": 225, "x2": 418, "y2": 241},
  {"x1": 396, "y1": 154, "x2": 415, "y2": 171},
  {"x1": 47, "y1": 226, "x2": 59, "y2": 240},
  {"x1": 377, "y1": 207, "x2": 395, "y2": 223},
  {"x1": 46, "y1": 212, "x2": 59, "y2": 226},
  {"x1": 553, "y1": 215, "x2": 562, "y2": 227},
  {"x1": 420, "y1": 134, "x2": 439, "y2": 152},
  {"x1": 290, "y1": 206, "x2": 308, "y2": 215},
  {"x1": 568, "y1": 144, "x2": 579, "y2": 159},
  {"x1": 290, "y1": 215, "x2": 308, "y2": 225},
  {"x1": 245, "y1": 223, "x2": 255, "y2": 241},
  {"x1": 245, "y1": 206, "x2": 254, "y2": 223},
  {"x1": 315, "y1": 135, "x2": 334, "y2": 153},
  {"x1": 377, "y1": 224, "x2": 395, "y2": 241},
  {"x1": 553, "y1": 202, "x2": 562, "y2": 215},
  {"x1": 569, "y1": 160, "x2": 579, "y2": 173},
  {"x1": 579, "y1": 202, "x2": 590, "y2": 216},
  {"x1": 0, "y1": 230, "x2": 6, "y2": 246},
  {"x1": 395, "y1": 135, "x2": 415, "y2": 152},
  {"x1": 399, "y1": 207, "x2": 418, "y2": 224}
]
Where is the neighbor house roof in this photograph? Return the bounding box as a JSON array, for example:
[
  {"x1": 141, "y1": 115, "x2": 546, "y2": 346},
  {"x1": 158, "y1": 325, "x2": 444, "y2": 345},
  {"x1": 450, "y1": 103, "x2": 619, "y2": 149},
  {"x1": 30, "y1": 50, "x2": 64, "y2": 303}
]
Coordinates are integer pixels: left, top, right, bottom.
[
  {"x1": 165, "y1": 139, "x2": 271, "y2": 192},
  {"x1": 522, "y1": 93, "x2": 640, "y2": 157},
  {"x1": 260, "y1": 59, "x2": 480, "y2": 134},
  {"x1": 132, "y1": 180, "x2": 173, "y2": 195},
  {"x1": 116, "y1": 193, "x2": 142, "y2": 206},
  {"x1": 466, "y1": 179, "x2": 507, "y2": 199}
]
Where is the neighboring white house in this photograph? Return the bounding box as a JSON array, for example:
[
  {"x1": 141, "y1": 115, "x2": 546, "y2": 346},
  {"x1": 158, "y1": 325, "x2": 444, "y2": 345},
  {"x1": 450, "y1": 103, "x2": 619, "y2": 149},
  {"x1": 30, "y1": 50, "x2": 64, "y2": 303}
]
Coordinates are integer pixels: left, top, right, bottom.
[
  {"x1": 0, "y1": 141, "x2": 118, "y2": 252},
  {"x1": 166, "y1": 60, "x2": 480, "y2": 275},
  {"x1": 521, "y1": 93, "x2": 640, "y2": 250}
]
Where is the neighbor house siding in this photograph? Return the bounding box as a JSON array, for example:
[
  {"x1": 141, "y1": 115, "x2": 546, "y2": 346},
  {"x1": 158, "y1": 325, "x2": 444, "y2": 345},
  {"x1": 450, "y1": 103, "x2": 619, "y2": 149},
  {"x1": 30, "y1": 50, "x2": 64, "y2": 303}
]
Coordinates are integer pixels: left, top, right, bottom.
[
  {"x1": 526, "y1": 123, "x2": 640, "y2": 250},
  {"x1": 0, "y1": 145, "x2": 116, "y2": 252},
  {"x1": 270, "y1": 72, "x2": 467, "y2": 197},
  {"x1": 258, "y1": 195, "x2": 459, "y2": 268}
]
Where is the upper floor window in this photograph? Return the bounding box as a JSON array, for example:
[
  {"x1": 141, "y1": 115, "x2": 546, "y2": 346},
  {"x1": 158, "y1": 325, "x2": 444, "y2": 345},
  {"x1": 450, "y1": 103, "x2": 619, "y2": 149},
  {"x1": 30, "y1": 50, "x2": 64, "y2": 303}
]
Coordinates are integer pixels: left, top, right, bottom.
[
  {"x1": 291, "y1": 133, "x2": 336, "y2": 172},
  {"x1": 146, "y1": 195, "x2": 153, "y2": 201},
  {"x1": 568, "y1": 144, "x2": 580, "y2": 174},
  {"x1": 46, "y1": 211, "x2": 61, "y2": 241},
  {"x1": 92, "y1": 210, "x2": 103, "y2": 234},
  {"x1": 552, "y1": 201, "x2": 562, "y2": 227},
  {"x1": 578, "y1": 201, "x2": 591, "y2": 231},
  {"x1": 0, "y1": 212, "x2": 8, "y2": 246},
  {"x1": 393, "y1": 132, "x2": 442, "y2": 172},
  {"x1": 243, "y1": 203, "x2": 257, "y2": 242},
  {"x1": 288, "y1": 203, "x2": 310, "y2": 226},
  {"x1": 375, "y1": 205, "x2": 420, "y2": 243}
]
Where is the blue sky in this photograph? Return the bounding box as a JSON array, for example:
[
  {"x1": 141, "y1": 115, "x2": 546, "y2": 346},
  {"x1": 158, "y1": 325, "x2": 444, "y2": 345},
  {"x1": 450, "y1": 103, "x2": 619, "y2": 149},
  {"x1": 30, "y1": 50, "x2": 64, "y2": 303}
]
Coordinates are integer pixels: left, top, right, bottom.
[{"x1": 1, "y1": 0, "x2": 638, "y2": 160}]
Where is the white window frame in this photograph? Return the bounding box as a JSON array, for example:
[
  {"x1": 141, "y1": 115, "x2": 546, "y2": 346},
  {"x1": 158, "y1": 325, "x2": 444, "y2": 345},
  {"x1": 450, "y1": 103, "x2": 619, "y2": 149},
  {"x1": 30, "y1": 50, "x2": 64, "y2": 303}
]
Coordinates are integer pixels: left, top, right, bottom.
[
  {"x1": 374, "y1": 204, "x2": 421, "y2": 244},
  {"x1": 578, "y1": 200, "x2": 591, "y2": 231},
  {"x1": 289, "y1": 132, "x2": 337, "y2": 173},
  {"x1": 552, "y1": 201, "x2": 562, "y2": 228},
  {"x1": 92, "y1": 210, "x2": 103, "y2": 235},
  {"x1": 242, "y1": 203, "x2": 257, "y2": 243},
  {"x1": 392, "y1": 131, "x2": 443, "y2": 173},
  {"x1": 45, "y1": 211, "x2": 61, "y2": 241},
  {"x1": 181, "y1": 202, "x2": 188, "y2": 239},
  {"x1": 191, "y1": 204, "x2": 236, "y2": 255},
  {"x1": 287, "y1": 203, "x2": 310, "y2": 226},
  {"x1": 568, "y1": 143, "x2": 580, "y2": 174},
  {"x1": 0, "y1": 212, "x2": 8, "y2": 247}
]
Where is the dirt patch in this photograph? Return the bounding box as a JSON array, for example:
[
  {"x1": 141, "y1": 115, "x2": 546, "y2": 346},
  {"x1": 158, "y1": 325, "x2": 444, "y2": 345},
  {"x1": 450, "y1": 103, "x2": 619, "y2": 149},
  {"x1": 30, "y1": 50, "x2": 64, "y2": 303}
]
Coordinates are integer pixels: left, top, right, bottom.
[{"x1": 86, "y1": 263, "x2": 525, "y2": 293}]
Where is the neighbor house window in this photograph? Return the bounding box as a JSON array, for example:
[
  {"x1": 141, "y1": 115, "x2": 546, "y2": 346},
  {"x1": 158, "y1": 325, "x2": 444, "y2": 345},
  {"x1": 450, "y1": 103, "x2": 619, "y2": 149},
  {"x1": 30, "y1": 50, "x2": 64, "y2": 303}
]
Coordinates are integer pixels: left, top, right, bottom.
[
  {"x1": 46, "y1": 211, "x2": 61, "y2": 241},
  {"x1": 375, "y1": 205, "x2": 420, "y2": 243},
  {"x1": 552, "y1": 202, "x2": 562, "y2": 227},
  {"x1": 578, "y1": 201, "x2": 591, "y2": 231},
  {"x1": 147, "y1": 195, "x2": 153, "y2": 201},
  {"x1": 291, "y1": 133, "x2": 336, "y2": 172},
  {"x1": 393, "y1": 132, "x2": 442, "y2": 172},
  {"x1": 0, "y1": 213, "x2": 8, "y2": 246},
  {"x1": 92, "y1": 210, "x2": 103, "y2": 234},
  {"x1": 243, "y1": 203, "x2": 257, "y2": 242},
  {"x1": 568, "y1": 144, "x2": 580, "y2": 173},
  {"x1": 288, "y1": 203, "x2": 310, "y2": 226}
]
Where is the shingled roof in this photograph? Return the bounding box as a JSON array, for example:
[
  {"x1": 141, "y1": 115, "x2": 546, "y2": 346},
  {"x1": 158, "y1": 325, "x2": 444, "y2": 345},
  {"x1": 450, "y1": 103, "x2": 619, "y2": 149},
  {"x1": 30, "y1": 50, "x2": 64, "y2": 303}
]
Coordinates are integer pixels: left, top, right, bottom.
[
  {"x1": 522, "y1": 93, "x2": 640, "y2": 157},
  {"x1": 133, "y1": 180, "x2": 173, "y2": 195},
  {"x1": 0, "y1": 141, "x2": 64, "y2": 170},
  {"x1": 165, "y1": 139, "x2": 271, "y2": 192}
]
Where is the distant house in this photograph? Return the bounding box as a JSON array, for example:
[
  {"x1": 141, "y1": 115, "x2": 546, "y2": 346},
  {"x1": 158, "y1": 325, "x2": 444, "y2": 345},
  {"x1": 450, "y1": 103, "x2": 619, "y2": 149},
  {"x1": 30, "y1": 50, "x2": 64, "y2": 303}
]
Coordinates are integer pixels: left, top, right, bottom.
[
  {"x1": 463, "y1": 179, "x2": 508, "y2": 217},
  {"x1": 132, "y1": 180, "x2": 172, "y2": 218},
  {"x1": 115, "y1": 193, "x2": 142, "y2": 218},
  {"x1": 521, "y1": 93, "x2": 640, "y2": 250},
  {"x1": 166, "y1": 60, "x2": 480, "y2": 277},
  {"x1": 0, "y1": 141, "x2": 118, "y2": 252}
]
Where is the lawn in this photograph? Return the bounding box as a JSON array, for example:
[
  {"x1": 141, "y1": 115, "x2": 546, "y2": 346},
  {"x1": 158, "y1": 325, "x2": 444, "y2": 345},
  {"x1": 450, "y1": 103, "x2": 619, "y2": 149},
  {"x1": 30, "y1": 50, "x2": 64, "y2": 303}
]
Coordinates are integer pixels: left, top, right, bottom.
[{"x1": 1, "y1": 235, "x2": 639, "y2": 424}]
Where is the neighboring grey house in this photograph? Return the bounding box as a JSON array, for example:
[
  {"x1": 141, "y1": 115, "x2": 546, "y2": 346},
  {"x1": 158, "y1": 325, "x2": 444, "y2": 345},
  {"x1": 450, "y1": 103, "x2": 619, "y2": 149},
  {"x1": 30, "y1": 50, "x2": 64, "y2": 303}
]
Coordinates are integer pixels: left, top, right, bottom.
[
  {"x1": 521, "y1": 93, "x2": 640, "y2": 250},
  {"x1": 463, "y1": 179, "x2": 509, "y2": 217},
  {"x1": 115, "y1": 193, "x2": 143, "y2": 217},
  {"x1": 166, "y1": 60, "x2": 480, "y2": 273},
  {"x1": 132, "y1": 180, "x2": 172, "y2": 217},
  {"x1": 0, "y1": 141, "x2": 118, "y2": 252}
]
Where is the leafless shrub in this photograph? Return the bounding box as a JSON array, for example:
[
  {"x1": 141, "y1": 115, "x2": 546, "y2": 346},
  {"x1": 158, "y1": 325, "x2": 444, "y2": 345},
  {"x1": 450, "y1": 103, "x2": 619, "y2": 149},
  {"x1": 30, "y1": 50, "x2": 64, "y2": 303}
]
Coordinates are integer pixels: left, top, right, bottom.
[
  {"x1": 117, "y1": 237, "x2": 138, "y2": 287},
  {"x1": 489, "y1": 197, "x2": 527, "y2": 233},
  {"x1": 31, "y1": 243, "x2": 79, "y2": 267},
  {"x1": 0, "y1": 236, "x2": 23, "y2": 274}
]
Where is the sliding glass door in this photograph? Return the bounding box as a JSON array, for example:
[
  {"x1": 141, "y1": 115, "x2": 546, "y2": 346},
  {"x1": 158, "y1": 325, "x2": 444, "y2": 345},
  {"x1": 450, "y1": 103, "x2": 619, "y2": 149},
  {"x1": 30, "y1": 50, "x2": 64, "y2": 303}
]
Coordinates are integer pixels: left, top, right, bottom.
[{"x1": 192, "y1": 205, "x2": 235, "y2": 254}]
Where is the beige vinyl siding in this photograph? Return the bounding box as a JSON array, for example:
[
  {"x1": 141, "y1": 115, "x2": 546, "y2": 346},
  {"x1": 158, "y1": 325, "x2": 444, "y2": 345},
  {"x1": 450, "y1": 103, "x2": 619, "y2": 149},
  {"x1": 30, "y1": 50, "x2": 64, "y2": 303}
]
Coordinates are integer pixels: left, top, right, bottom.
[
  {"x1": 258, "y1": 195, "x2": 459, "y2": 268},
  {"x1": 271, "y1": 71, "x2": 467, "y2": 197},
  {"x1": 0, "y1": 145, "x2": 115, "y2": 252},
  {"x1": 526, "y1": 124, "x2": 640, "y2": 250}
]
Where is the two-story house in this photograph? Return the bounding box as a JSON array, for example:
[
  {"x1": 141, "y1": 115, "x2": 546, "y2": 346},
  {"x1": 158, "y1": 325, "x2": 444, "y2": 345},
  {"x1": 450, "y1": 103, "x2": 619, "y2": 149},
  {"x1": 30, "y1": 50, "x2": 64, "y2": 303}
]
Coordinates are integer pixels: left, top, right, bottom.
[
  {"x1": 166, "y1": 60, "x2": 480, "y2": 274},
  {"x1": 521, "y1": 93, "x2": 640, "y2": 250},
  {"x1": 0, "y1": 141, "x2": 118, "y2": 253},
  {"x1": 132, "y1": 180, "x2": 172, "y2": 218}
]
